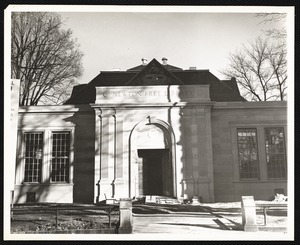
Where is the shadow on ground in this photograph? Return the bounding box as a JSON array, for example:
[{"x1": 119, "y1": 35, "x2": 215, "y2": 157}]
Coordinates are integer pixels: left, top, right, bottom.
[
  {"x1": 132, "y1": 203, "x2": 210, "y2": 214},
  {"x1": 157, "y1": 222, "x2": 222, "y2": 230}
]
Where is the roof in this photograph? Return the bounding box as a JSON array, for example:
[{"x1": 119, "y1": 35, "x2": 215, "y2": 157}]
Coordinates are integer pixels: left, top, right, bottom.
[
  {"x1": 64, "y1": 58, "x2": 245, "y2": 104},
  {"x1": 125, "y1": 59, "x2": 184, "y2": 86},
  {"x1": 222, "y1": 78, "x2": 241, "y2": 95},
  {"x1": 127, "y1": 64, "x2": 183, "y2": 72}
]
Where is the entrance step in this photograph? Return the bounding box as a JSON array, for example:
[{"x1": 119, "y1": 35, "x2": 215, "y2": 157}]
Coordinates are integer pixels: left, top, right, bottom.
[
  {"x1": 105, "y1": 198, "x2": 119, "y2": 204},
  {"x1": 144, "y1": 195, "x2": 182, "y2": 205}
]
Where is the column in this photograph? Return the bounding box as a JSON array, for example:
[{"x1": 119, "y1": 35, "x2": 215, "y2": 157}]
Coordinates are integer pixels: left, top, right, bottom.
[
  {"x1": 190, "y1": 108, "x2": 199, "y2": 196},
  {"x1": 171, "y1": 107, "x2": 184, "y2": 199},
  {"x1": 114, "y1": 109, "x2": 125, "y2": 198},
  {"x1": 96, "y1": 108, "x2": 114, "y2": 202},
  {"x1": 111, "y1": 111, "x2": 117, "y2": 198},
  {"x1": 106, "y1": 109, "x2": 115, "y2": 199},
  {"x1": 195, "y1": 107, "x2": 210, "y2": 202},
  {"x1": 180, "y1": 108, "x2": 190, "y2": 199},
  {"x1": 204, "y1": 106, "x2": 215, "y2": 202},
  {"x1": 94, "y1": 108, "x2": 102, "y2": 202}
]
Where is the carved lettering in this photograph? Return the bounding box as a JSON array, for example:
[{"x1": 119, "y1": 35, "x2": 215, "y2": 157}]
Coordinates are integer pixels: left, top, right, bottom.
[
  {"x1": 97, "y1": 86, "x2": 209, "y2": 103},
  {"x1": 104, "y1": 89, "x2": 200, "y2": 97}
]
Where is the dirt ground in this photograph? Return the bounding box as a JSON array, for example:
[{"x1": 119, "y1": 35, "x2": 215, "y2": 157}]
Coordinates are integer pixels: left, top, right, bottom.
[
  {"x1": 10, "y1": 201, "x2": 287, "y2": 233},
  {"x1": 11, "y1": 206, "x2": 119, "y2": 233}
]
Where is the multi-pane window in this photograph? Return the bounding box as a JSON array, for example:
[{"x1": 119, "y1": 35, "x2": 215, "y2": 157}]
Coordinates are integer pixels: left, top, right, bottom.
[
  {"x1": 24, "y1": 132, "x2": 43, "y2": 183},
  {"x1": 51, "y1": 132, "x2": 70, "y2": 182},
  {"x1": 265, "y1": 128, "x2": 287, "y2": 179},
  {"x1": 237, "y1": 129, "x2": 259, "y2": 179}
]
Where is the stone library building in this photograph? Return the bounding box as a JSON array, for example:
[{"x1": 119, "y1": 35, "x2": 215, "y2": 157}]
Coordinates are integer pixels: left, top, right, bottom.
[{"x1": 13, "y1": 58, "x2": 287, "y2": 204}]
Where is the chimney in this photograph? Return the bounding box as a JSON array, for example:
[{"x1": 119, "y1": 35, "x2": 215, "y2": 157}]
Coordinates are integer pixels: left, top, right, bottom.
[
  {"x1": 162, "y1": 57, "x2": 168, "y2": 65},
  {"x1": 141, "y1": 58, "x2": 148, "y2": 66}
]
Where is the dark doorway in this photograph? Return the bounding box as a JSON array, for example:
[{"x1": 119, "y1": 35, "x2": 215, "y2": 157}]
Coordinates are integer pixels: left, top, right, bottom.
[{"x1": 137, "y1": 149, "x2": 172, "y2": 196}]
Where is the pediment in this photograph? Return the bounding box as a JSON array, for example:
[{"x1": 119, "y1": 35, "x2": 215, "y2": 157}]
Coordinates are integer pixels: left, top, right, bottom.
[{"x1": 125, "y1": 59, "x2": 184, "y2": 86}]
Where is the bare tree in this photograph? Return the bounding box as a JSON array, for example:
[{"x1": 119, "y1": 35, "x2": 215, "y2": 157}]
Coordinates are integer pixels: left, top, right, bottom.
[
  {"x1": 11, "y1": 12, "x2": 83, "y2": 105},
  {"x1": 256, "y1": 13, "x2": 287, "y2": 41},
  {"x1": 221, "y1": 36, "x2": 287, "y2": 101},
  {"x1": 256, "y1": 13, "x2": 287, "y2": 23}
]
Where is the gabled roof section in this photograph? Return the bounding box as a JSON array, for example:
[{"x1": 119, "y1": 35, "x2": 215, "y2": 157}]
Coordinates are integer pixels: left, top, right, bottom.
[
  {"x1": 126, "y1": 65, "x2": 146, "y2": 72},
  {"x1": 127, "y1": 63, "x2": 183, "y2": 72},
  {"x1": 125, "y1": 58, "x2": 185, "y2": 86},
  {"x1": 64, "y1": 59, "x2": 246, "y2": 105}
]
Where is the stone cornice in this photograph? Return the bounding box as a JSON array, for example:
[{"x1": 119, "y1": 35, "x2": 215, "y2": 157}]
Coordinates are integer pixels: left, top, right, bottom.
[
  {"x1": 213, "y1": 101, "x2": 287, "y2": 110},
  {"x1": 90, "y1": 102, "x2": 215, "y2": 108},
  {"x1": 18, "y1": 104, "x2": 93, "y2": 113}
]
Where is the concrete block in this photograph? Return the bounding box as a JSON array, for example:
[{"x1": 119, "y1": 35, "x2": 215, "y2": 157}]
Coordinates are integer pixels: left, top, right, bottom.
[
  {"x1": 118, "y1": 198, "x2": 133, "y2": 234},
  {"x1": 241, "y1": 196, "x2": 258, "y2": 232},
  {"x1": 191, "y1": 196, "x2": 201, "y2": 205},
  {"x1": 106, "y1": 199, "x2": 115, "y2": 205}
]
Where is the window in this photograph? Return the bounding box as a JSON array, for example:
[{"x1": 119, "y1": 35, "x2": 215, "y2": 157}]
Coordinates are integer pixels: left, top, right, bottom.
[
  {"x1": 237, "y1": 129, "x2": 259, "y2": 179},
  {"x1": 24, "y1": 132, "x2": 43, "y2": 183},
  {"x1": 20, "y1": 130, "x2": 72, "y2": 185},
  {"x1": 51, "y1": 132, "x2": 70, "y2": 182},
  {"x1": 265, "y1": 128, "x2": 286, "y2": 179}
]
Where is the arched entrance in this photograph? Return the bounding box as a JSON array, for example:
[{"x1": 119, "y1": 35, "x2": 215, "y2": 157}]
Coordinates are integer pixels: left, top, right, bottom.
[
  {"x1": 129, "y1": 118, "x2": 176, "y2": 198},
  {"x1": 137, "y1": 149, "x2": 171, "y2": 196}
]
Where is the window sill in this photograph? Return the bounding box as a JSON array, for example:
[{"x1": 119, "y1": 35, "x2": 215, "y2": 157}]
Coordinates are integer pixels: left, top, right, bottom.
[{"x1": 233, "y1": 179, "x2": 287, "y2": 183}]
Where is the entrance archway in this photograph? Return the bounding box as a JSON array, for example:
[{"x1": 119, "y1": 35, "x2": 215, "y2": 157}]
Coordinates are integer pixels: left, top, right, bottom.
[
  {"x1": 137, "y1": 149, "x2": 172, "y2": 196},
  {"x1": 129, "y1": 118, "x2": 176, "y2": 198}
]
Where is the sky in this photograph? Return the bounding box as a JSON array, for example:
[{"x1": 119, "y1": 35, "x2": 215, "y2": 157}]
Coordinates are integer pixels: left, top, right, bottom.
[{"x1": 58, "y1": 10, "x2": 286, "y2": 85}]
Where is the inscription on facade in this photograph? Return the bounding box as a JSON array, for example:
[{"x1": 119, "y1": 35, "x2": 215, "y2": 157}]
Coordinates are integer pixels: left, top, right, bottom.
[
  {"x1": 96, "y1": 85, "x2": 210, "y2": 104},
  {"x1": 105, "y1": 89, "x2": 200, "y2": 98}
]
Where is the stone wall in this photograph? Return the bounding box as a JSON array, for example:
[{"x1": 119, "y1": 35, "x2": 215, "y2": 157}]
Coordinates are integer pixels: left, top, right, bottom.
[
  {"x1": 14, "y1": 99, "x2": 287, "y2": 204},
  {"x1": 211, "y1": 101, "x2": 287, "y2": 202},
  {"x1": 14, "y1": 105, "x2": 95, "y2": 204}
]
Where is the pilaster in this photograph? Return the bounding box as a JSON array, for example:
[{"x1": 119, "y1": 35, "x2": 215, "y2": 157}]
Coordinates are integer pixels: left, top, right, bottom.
[
  {"x1": 170, "y1": 107, "x2": 183, "y2": 199},
  {"x1": 204, "y1": 106, "x2": 215, "y2": 202},
  {"x1": 94, "y1": 108, "x2": 102, "y2": 202}
]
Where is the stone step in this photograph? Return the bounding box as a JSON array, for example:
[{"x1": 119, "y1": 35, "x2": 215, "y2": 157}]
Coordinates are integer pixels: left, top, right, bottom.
[
  {"x1": 143, "y1": 195, "x2": 181, "y2": 204},
  {"x1": 106, "y1": 198, "x2": 117, "y2": 205}
]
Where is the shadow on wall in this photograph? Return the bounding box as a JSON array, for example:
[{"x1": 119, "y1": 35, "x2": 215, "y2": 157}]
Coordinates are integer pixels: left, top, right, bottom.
[
  {"x1": 63, "y1": 105, "x2": 95, "y2": 204},
  {"x1": 15, "y1": 105, "x2": 95, "y2": 204},
  {"x1": 14, "y1": 106, "x2": 75, "y2": 203}
]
